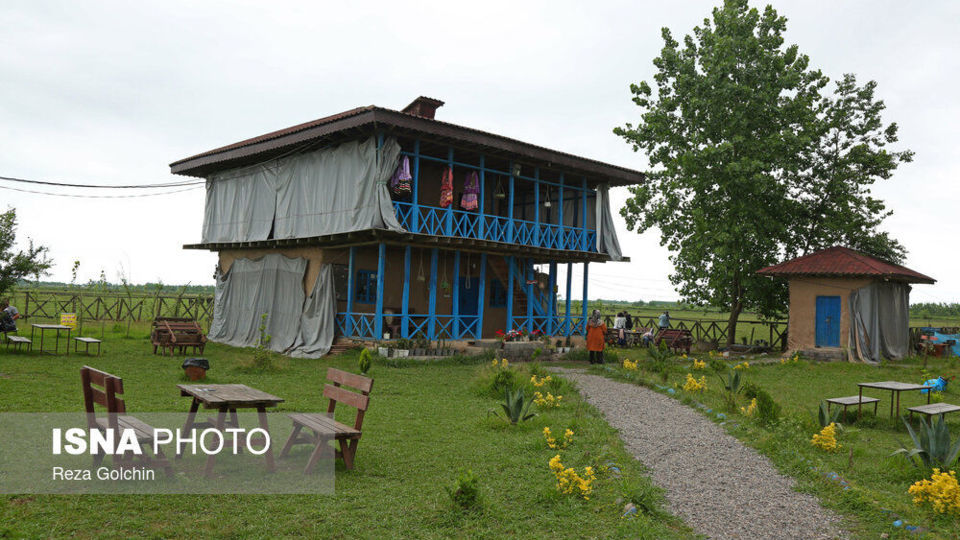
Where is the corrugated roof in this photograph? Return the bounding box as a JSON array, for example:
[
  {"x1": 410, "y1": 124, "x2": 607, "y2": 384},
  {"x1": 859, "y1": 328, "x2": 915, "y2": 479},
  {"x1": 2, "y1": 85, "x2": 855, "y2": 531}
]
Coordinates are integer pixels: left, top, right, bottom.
[
  {"x1": 168, "y1": 103, "x2": 647, "y2": 186},
  {"x1": 756, "y1": 246, "x2": 935, "y2": 284}
]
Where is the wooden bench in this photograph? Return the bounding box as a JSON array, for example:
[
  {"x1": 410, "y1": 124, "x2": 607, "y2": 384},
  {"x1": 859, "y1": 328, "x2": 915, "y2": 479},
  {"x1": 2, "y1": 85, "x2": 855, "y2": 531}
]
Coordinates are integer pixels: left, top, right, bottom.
[
  {"x1": 150, "y1": 318, "x2": 207, "y2": 356},
  {"x1": 80, "y1": 366, "x2": 173, "y2": 476},
  {"x1": 655, "y1": 328, "x2": 693, "y2": 354},
  {"x1": 4, "y1": 334, "x2": 32, "y2": 352},
  {"x1": 73, "y1": 337, "x2": 102, "y2": 356},
  {"x1": 826, "y1": 395, "x2": 879, "y2": 421},
  {"x1": 280, "y1": 368, "x2": 374, "y2": 472},
  {"x1": 907, "y1": 402, "x2": 960, "y2": 421}
]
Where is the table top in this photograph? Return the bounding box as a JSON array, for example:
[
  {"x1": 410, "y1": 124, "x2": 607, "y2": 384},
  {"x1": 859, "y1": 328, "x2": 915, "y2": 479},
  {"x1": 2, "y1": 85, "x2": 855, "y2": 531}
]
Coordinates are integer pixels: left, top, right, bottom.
[
  {"x1": 857, "y1": 381, "x2": 932, "y2": 391},
  {"x1": 908, "y1": 403, "x2": 960, "y2": 414},
  {"x1": 826, "y1": 395, "x2": 880, "y2": 405},
  {"x1": 178, "y1": 383, "x2": 284, "y2": 408},
  {"x1": 31, "y1": 324, "x2": 72, "y2": 330}
]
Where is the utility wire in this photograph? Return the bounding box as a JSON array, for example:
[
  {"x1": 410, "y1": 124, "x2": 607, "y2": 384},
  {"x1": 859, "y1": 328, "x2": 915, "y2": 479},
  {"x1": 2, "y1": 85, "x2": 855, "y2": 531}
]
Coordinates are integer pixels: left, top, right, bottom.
[
  {"x1": 0, "y1": 174, "x2": 204, "y2": 189},
  {"x1": 0, "y1": 184, "x2": 203, "y2": 198}
]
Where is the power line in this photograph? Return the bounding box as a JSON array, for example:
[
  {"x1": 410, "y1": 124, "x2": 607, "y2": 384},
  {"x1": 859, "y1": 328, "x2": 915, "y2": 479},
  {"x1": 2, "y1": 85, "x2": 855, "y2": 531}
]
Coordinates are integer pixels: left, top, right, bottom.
[
  {"x1": 0, "y1": 184, "x2": 203, "y2": 198},
  {"x1": 0, "y1": 174, "x2": 204, "y2": 189}
]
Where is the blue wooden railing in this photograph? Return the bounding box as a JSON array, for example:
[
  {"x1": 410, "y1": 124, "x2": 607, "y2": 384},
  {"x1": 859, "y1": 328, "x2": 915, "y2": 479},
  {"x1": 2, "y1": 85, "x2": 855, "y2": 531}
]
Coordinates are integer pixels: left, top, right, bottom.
[{"x1": 393, "y1": 202, "x2": 597, "y2": 252}]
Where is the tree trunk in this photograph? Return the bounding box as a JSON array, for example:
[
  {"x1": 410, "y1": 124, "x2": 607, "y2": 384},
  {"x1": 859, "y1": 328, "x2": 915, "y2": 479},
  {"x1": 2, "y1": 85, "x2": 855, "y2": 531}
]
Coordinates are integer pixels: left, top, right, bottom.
[{"x1": 725, "y1": 300, "x2": 743, "y2": 348}]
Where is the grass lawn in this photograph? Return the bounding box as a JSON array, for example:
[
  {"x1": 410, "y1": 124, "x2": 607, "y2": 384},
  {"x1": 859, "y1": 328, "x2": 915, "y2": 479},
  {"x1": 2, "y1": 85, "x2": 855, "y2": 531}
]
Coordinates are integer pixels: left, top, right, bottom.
[
  {"x1": 592, "y1": 348, "x2": 960, "y2": 539},
  {"x1": 0, "y1": 323, "x2": 690, "y2": 539}
]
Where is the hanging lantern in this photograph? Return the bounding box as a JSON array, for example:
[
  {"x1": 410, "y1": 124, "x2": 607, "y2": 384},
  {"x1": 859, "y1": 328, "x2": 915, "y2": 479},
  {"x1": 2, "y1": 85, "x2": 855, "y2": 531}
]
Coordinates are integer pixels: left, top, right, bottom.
[
  {"x1": 543, "y1": 188, "x2": 552, "y2": 208},
  {"x1": 494, "y1": 177, "x2": 506, "y2": 199}
]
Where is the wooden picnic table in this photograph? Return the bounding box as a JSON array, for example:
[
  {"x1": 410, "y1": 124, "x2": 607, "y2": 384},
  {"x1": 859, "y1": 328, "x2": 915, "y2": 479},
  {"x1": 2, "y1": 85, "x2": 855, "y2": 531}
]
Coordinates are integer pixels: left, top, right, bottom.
[
  {"x1": 857, "y1": 381, "x2": 932, "y2": 420},
  {"x1": 30, "y1": 324, "x2": 72, "y2": 355},
  {"x1": 177, "y1": 384, "x2": 284, "y2": 477}
]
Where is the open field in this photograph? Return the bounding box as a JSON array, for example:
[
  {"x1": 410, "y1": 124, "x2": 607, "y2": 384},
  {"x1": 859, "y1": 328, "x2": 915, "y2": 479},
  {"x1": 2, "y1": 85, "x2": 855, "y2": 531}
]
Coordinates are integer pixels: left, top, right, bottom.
[
  {"x1": 593, "y1": 349, "x2": 960, "y2": 539},
  {"x1": 0, "y1": 323, "x2": 689, "y2": 539}
]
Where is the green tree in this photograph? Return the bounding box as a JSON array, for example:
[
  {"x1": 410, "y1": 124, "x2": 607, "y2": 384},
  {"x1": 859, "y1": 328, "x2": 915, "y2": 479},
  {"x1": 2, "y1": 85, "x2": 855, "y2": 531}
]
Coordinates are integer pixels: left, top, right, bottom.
[
  {"x1": 615, "y1": 0, "x2": 911, "y2": 345},
  {"x1": 0, "y1": 207, "x2": 52, "y2": 297}
]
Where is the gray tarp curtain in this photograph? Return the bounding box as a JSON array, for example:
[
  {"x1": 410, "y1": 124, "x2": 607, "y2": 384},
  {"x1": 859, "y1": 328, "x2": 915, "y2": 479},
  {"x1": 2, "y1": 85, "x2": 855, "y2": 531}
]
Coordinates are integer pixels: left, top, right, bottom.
[
  {"x1": 208, "y1": 254, "x2": 335, "y2": 358},
  {"x1": 595, "y1": 183, "x2": 623, "y2": 261},
  {"x1": 201, "y1": 137, "x2": 403, "y2": 243},
  {"x1": 849, "y1": 282, "x2": 911, "y2": 364}
]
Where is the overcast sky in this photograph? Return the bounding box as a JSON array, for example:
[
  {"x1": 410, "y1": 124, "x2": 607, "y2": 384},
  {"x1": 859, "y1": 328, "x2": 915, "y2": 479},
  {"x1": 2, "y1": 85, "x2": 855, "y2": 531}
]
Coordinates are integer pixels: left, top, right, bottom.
[{"x1": 2, "y1": 0, "x2": 957, "y2": 304}]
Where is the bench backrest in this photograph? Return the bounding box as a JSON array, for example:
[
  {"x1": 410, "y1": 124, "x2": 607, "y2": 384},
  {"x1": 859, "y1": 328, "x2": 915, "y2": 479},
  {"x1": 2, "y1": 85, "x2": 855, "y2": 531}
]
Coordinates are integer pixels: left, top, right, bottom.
[
  {"x1": 80, "y1": 365, "x2": 125, "y2": 430},
  {"x1": 324, "y1": 367, "x2": 374, "y2": 431}
]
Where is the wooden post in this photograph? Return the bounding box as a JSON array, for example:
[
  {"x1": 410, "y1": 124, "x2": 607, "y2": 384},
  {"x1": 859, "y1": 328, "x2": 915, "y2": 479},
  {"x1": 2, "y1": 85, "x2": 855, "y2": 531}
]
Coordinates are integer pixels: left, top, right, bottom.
[
  {"x1": 558, "y1": 173, "x2": 565, "y2": 249},
  {"x1": 547, "y1": 262, "x2": 557, "y2": 336},
  {"x1": 401, "y1": 245, "x2": 411, "y2": 339},
  {"x1": 346, "y1": 246, "x2": 356, "y2": 337},
  {"x1": 534, "y1": 168, "x2": 540, "y2": 246},
  {"x1": 506, "y1": 255, "x2": 514, "y2": 331},
  {"x1": 478, "y1": 154, "x2": 485, "y2": 239},
  {"x1": 526, "y1": 259, "x2": 534, "y2": 333},
  {"x1": 374, "y1": 242, "x2": 386, "y2": 339},
  {"x1": 411, "y1": 138, "x2": 421, "y2": 233},
  {"x1": 445, "y1": 147, "x2": 454, "y2": 236},
  {"x1": 477, "y1": 253, "x2": 487, "y2": 339},
  {"x1": 581, "y1": 262, "x2": 589, "y2": 334},
  {"x1": 428, "y1": 248, "x2": 439, "y2": 339},
  {"x1": 452, "y1": 250, "x2": 461, "y2": 340},
  {"x1": 581, "y1": 177, "x2": 589, "y2": 251},
  {"x1": 507, "y1": 162, "x2": 515, "y2": 243},
  {"x1": 565, "y1": 262, "x2": 573, "y2": 336}
]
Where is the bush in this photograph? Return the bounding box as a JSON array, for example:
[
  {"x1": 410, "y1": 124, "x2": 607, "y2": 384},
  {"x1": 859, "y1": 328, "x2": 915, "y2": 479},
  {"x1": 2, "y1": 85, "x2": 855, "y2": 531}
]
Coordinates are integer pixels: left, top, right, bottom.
[
  {"x1": 742, "y1": 382, "x2": 762, "y2": 399},
  {"x1": 446, "y1": 469, "x2": 482, "y2": 511},
  {"x1": 358, "y1": 348, "x2": 372, "y2": 375},
  {"x1": 753, "y1": 388, "x2": 781, "y2": 426}
]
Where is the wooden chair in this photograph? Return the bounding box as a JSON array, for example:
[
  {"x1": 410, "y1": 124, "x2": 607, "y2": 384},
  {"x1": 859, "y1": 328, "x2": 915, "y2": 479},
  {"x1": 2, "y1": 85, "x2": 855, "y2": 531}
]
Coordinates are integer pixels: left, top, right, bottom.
[
  {"x1": 280, "y1": 368, "x2": 374, "y2": 473},
  {"x1": 80, "y1": 366, "x2": 173, "y2": 476}
]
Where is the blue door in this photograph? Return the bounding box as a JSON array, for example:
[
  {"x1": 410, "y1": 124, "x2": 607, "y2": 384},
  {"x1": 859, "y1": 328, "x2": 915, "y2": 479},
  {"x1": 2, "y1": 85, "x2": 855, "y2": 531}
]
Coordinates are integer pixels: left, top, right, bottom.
[
  {"x1": 458, "y1": 277, "x2": 480, "y2": 336},
  {"x1": 815, "y1": 296, "x2": 841, "y2": 347}
]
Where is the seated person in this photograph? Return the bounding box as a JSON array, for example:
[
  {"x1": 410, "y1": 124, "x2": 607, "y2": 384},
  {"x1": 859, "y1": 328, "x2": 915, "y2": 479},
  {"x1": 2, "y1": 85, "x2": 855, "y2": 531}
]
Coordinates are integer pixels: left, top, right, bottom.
[
  {"x1": 641, "y1": 328, "x2": 655, "y2": 346},
  {"x1": 0, "y1": 299, "x2": 19, "y2": 333},
  {"x1": 613, "y1": 312, "x2": 626, "y2": 329}
]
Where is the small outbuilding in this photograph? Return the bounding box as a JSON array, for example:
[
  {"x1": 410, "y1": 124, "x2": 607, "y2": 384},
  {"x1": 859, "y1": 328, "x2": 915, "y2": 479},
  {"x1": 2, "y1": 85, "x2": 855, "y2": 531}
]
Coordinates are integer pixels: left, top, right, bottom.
[{"x1": 757, "y1": 246, "x2": 935, "y2": 363}]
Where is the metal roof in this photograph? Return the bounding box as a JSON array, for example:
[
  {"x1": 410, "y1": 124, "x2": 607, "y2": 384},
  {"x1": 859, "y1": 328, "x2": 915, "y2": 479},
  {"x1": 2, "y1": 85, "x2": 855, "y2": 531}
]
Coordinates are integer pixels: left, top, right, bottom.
[
  {"x1": 756, "y1": 246, "x2": 935, "y2": 284},
  {"x1": 169, "y1": 104, "x2": 646, "y2": 186}
]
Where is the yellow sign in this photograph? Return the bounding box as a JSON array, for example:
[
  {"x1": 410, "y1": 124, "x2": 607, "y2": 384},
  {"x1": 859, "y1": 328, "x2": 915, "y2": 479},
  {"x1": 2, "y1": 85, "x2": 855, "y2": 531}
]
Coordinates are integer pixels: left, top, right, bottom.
[{"x1": 60, "y1": 313, "x2": 77, "y2": 329}]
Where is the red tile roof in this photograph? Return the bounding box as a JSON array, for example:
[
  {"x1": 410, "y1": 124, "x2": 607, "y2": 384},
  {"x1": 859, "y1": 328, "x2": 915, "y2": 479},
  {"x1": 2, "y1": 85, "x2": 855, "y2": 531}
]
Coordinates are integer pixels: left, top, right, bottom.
[{"x1": 756, "y1": 246, "x2": 935, "y2": 284}]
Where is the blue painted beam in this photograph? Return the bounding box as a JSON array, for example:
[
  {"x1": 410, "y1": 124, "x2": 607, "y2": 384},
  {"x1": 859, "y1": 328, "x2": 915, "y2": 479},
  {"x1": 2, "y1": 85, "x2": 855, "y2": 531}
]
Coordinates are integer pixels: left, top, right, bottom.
[
  {"x1": 582, "y1": 262, "x2": 589, "y2": 334},
  {"x1": 558, "y1": 174, "x2": 565, "y2": 247},
  {"x1": 507, "y1": 162, "x2": 515, "y2": 243},
  {"x1": 452, "y1": 250, "x2": 460, "y2": 340},
  {"x1": 398, "y1": 151, "x2": 584, "y2": 190},
  {"x1": 374, "y1": 242, "x2": 386, "y2": 339},
  {"x1": 411, "y1": 139, "x2": 421, "y2": 233},
  {"x1": 547, "y1": 262, "x2": 557, "y2": 335},
  {"x1": 346, "y1": 246, "x2": 356, "y2": 337},
  {"x1": 581, "y1": 177, "x2": 589, "y2": 251},
  {"x1": 477, "y1": 253, "x2": 487, "y2": 339},
  {"x1": 478, "y1": 155, "x2": 485, "y2": 239},
  {"x1": 526, "y1": 259, "x2": 534, "y2": 333},
  {"x1": 401, "y1": 245, "x2": 411, "y2": 338},
  {"x1": 506, "y1": 255, "x2": 514, "y2": 330},
  {"x1": 445, "y1": 147, "x2": 454, "y2": 236},
  {"x1": 564, "y1": 262, "x2": 573, "y2": 336},
  {"x1": 533, "y1": 168, "x2": 540, "y2": 245},
  {"x1": 428, "y1": 248, "x2": 439, "y2": 339}
]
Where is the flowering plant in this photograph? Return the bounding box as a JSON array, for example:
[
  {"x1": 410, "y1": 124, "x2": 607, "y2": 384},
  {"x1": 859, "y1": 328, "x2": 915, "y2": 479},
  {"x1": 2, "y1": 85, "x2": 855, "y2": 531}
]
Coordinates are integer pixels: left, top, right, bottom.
[
  {"x1": 733, "y1": 361, "x2": 750, "y2": 370},
  {"x1": 534, "y1": 391, "x2": 562, "y2": 408},
  {"x1": 811, "y1": 422, "x2": 840, "y2": 452},
  {"x1": 740, "y1": 397, "x2": 758, "y2": 416},
  {"x1": 683, "y1": 373, "x2": 707, "y2": 392},
  {"x1": 622, "y1": 359, "x2": 638, "y2": 371},
  {"x1": 543, "y1": 427, "x2": 574, "y2": 450},
  {"x1": 908, "y1": 469, "x2": 960, "y2": 515},
  {"x1": 692, "y1": 359, "x2": 706, "y2": 370},
  {"x1": 531, "y1": 374, "x2": 552, "y2": 387},
  {"x1": 548, "y1": 455, "x2": 595, "y2": 499}
]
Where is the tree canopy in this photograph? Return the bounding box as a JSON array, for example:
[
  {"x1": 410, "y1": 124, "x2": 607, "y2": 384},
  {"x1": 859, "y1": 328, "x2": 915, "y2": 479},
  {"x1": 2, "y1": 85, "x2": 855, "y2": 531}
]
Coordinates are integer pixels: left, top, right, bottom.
[
  {"x1": 0, "y1": 207, "x2": 52, "y2": 297},
  {"x1": 614, "y1": 0, "x2": 912, "y2": 344}
]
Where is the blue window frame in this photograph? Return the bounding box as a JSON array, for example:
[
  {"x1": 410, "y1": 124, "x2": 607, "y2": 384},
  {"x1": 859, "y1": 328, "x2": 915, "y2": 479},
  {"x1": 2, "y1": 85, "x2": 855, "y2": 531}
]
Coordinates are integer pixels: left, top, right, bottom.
[
  {"x1": 354, "y1": 270, "x2": 377, "y2": 304},
  {"x1": 490, "y1": 278, "x2": 507, "y2": 308}
]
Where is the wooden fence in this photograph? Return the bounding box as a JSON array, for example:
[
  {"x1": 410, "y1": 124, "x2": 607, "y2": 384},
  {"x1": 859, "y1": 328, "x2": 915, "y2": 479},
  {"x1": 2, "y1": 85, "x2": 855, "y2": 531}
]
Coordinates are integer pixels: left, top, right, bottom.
[
  {"x1": 8, "y1": 290, "x2": 214, "y2": 324},
  {"x1": 603, "y1": 314, "x2": 788, "y2": 350}
]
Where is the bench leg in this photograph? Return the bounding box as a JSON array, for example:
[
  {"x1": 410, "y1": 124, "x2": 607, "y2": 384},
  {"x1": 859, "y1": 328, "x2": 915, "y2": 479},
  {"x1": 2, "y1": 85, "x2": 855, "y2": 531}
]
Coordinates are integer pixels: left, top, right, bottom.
[
  {"x1": 280, "y1": 423, "x2": 303, "y2": 458},
  {"x1": 304, "y1": 436, "x2": 334, "y2": 475},
  {"x1": 341, "y1": 438, "x2": 360, "y2": 470},
  {"x1": 257, "y1": 406, "x2": 275, "y2": 473}
]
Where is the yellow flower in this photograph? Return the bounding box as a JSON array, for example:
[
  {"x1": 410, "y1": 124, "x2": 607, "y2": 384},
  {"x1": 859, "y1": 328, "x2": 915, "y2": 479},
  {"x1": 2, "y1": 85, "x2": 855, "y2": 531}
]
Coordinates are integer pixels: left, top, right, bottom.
[
  {"x1": 623, "y1": 359, "x2": 638, "y2": 371},
  {"x1": 692, "y1": 359, "x2": 706, "y2": 370},
  {"x1": 734, "y1": 361, "x2": 749, "y2": 370},
  {"x1": 811, "y1": 423, "x2": 840, "y2": 452},
  {"x1": 683, "y1": 373, "x2": 706, "y2": 392},
  {"x1": 740, "y1": 398, "x2": 758, "y2": 416},
  {"x1": 501, "y1": 358, "x2": 509, "y2": 368},
  {"x1": 909, "y1": 469, "x2": 960, "y2": 515}
]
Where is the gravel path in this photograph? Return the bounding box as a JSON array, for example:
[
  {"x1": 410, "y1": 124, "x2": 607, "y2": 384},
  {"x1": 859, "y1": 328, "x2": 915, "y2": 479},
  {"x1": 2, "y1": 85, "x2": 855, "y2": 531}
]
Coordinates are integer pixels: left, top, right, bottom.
[{"x1": 552, "y1": 368, "x2": 844, "y2": 540}]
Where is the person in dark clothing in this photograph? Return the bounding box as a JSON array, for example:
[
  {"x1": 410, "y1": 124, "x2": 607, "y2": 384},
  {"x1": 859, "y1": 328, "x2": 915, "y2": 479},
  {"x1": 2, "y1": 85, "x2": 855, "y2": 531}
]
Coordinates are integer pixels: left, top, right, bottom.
[{"x1": 625, "y1": 312, "x2": 633, "y2": 330}]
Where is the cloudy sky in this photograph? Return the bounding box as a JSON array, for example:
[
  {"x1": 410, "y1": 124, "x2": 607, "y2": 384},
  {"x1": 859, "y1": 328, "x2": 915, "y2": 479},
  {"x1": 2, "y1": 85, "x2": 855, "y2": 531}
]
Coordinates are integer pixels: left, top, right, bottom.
[{"x1": 2, "y1": 0, "x2": 957, "y2": 304}]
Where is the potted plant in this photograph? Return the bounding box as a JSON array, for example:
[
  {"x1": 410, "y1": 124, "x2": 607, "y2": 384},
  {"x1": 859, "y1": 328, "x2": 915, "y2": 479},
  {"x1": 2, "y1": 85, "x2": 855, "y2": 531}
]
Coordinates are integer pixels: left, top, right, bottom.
[{"x1": 394, "y1": 338, "x2": 412, "y2": 358}]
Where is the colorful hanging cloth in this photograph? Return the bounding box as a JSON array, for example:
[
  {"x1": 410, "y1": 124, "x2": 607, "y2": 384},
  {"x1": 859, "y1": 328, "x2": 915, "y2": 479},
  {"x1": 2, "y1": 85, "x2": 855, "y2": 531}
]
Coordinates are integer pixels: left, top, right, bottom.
[
  {"x1": 439, "y1": 166, "x2": 454, "y2": 208},
  {"x1": 389, "y1": 155, "x2": 412, "y2": 197},
  {"x1": 461, "y1": 171, "x2": 479, "y2": 210}
]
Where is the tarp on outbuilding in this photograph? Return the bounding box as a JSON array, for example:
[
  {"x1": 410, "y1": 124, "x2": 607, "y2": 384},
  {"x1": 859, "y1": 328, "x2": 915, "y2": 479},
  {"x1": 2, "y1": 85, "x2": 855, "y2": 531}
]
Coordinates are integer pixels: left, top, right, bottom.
[{"x1": 849, "y1": 282, "x2": 911, "y2": 364}]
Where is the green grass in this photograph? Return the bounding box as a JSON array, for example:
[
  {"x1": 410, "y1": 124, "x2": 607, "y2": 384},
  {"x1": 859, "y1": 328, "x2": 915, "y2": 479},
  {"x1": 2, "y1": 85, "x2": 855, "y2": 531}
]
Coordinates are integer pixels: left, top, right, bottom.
[
  {"x1": 0, "y1": 323, "x2": 690, "y2": 539},
  {"x1": 593, "y1": 349, "x2": 960, "y2": 539}
]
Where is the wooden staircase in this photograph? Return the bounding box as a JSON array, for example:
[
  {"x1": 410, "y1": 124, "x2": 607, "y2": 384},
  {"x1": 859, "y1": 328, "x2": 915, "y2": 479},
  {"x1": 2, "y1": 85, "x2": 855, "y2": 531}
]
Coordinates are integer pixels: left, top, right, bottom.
[{"x1": 487, "y1": 256, "x2": 548, "y2": 320}]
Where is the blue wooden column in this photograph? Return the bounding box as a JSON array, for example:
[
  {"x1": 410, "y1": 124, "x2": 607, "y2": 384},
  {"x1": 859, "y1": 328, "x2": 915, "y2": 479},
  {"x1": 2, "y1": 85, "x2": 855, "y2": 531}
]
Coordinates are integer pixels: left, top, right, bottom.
[
  {"x1": 581, "y1": 177, "x2": 589, "y2": 251},
  {"x1": 507, "y1": 162, "x2": 515, "y2": 243},
  {"x1": 477, "y1": 253, "x2": 487, "y2": 339},
  {"x1": 478, "y1": 155, "x2": 485, "y2": 239},
  {"x1": 445, "y1": 147, "x2": 454, "y2": 236},
  {"x1": 346, "y1": 246, "x2": 356, "y2": 337},
  {"x1": 428, "y1": 248, "x2": 439, "y2": 339},
  {"x1": 411, "y1": 138, "x2": 421, "y2": 233},
  {"x1": 564, "y1": 262, "x2": 573, "y2": 336},
  {"x1": 547, "y1": 262, "x2": 557, "y2": 335},
  {"x1": 452, "y1": 250, "x2": 461, "y2": 339},
  {"x1": 533, "y1": 168, "x2": 540, "y2": 246},
  {"x1": 526, "y1": 259, "x2": 534, "y2": 333},
  {"x1": 401, "y1": 245, "x2": 411, "y2": 338},
  {"x1": 374, "y1": 242, "x2": 386, "y2": 339},
  {"x1": 558, "y1": 174, "x2": 565, "y2": 248},
  {"x1": 581, "y1": 262, "x2": 590, "y2": 334},
  {"x1": 506, "y1": 255, "x2": 515, "y2": 330}
]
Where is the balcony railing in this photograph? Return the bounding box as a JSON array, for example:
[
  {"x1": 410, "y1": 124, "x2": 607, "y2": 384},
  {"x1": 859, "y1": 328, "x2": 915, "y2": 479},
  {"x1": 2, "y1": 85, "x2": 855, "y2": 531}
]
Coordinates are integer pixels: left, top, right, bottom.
[{"x1": 393, "y1": 201, "x2": 597, "y2": 252}]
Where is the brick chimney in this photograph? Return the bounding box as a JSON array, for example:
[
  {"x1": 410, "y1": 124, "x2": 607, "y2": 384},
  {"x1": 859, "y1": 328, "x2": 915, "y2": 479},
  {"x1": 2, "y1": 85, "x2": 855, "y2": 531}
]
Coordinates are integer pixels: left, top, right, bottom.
[{"x1": 402, "y1": 96, "x2": 444, "y2": 119}]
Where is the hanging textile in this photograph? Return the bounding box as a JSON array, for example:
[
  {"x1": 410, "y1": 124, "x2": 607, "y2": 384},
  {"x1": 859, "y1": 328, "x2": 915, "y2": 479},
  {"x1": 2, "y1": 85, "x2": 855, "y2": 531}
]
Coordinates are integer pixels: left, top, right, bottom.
[
  {"x1": 849, "y1": 282, "x2": 911, "y2": 364},
  {"x1": 439, "y1": 166, "x2": 454, "y2": 208},
  {"x1": 202, "y1": 166, "x2": 277, "y2": 243},
  {"x1": 289, "y1": 265, "x2": 337, "y2": 358},
  {"x1": 461, "y1": 171, "x2": 479, "y2": 210},
  {"x1": 595, "y1": 183, "x2": 623, "y2": 260},
  {"x1": 389, "y1": 155, "x2": 412, "y2": 197}
]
